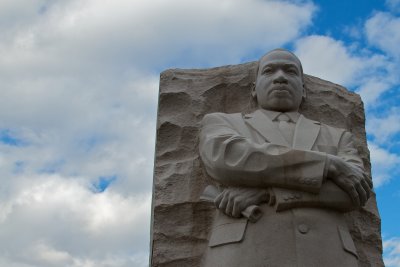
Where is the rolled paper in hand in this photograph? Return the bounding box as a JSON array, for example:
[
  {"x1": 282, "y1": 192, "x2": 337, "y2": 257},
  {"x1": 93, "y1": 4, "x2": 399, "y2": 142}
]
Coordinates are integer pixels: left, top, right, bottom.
[
  {"x1": 200, "y1": 185, "x2": 263, "y2": 223},
  {"x1": 199, "y1": 184, "x2": 221, "y2": 202},
  {"x1": 241, "y1": 205, "x2": 262, "y2": 223}
]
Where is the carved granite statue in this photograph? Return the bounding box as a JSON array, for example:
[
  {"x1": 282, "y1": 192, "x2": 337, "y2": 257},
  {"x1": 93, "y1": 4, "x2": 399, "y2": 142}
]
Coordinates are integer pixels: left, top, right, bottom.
[{"x1": 198, "y1": 49, "x2": 373, "y2": 266}]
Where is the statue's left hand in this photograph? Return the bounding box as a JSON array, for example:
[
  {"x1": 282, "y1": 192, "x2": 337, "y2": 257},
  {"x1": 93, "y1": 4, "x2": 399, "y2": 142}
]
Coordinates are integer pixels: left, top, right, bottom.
[
  {"x1": 214, "y1": 187, "x2": 268, "y2": 218},
  {"x1": 327, "y1": 154, "x2": 372, "y2": 207}
]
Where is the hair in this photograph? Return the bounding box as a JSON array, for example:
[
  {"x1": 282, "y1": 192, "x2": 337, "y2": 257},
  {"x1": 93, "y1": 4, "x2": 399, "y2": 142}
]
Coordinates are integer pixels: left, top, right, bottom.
[{"x1": 255, "y1": 48, "x2": 304, "y2": 78}]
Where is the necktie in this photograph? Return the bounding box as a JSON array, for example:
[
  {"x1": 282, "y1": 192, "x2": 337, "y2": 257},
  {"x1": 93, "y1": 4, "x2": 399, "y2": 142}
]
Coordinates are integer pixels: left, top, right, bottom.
[{"x1": 277, "y1": 113, "x2": 294, "y2": 145}]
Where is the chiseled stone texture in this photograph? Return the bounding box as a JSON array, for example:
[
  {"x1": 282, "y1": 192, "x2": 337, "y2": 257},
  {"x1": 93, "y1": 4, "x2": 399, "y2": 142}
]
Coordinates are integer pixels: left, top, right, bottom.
[{"x1": 150, "y1": 61, "x2": 384, "y2": 266}]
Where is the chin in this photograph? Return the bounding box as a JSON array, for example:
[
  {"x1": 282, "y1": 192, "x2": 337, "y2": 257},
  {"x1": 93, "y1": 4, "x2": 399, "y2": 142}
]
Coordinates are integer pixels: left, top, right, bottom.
[
  {"x1": 273, "y1": 106, "x2": 292, "y2": 112},
  {"x1": 263, "y1": 99, "x2": 296, "y2": 112}
]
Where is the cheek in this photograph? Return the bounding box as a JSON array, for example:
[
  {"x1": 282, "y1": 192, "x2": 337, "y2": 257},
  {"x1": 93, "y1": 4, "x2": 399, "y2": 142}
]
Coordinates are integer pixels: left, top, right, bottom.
[{"x1": 289, "y1": 78, "x2": 302, "y2": 85}]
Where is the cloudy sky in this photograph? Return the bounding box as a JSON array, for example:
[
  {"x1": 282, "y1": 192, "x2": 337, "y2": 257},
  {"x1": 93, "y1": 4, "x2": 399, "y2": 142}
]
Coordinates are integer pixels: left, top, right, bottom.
[{"x1": 0, "y1": 0, "x2": 400, "y2": 266}]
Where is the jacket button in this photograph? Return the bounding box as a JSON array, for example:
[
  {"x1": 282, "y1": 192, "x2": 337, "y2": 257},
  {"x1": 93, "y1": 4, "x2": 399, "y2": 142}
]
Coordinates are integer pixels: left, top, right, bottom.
[{"x1": 298, "y1": 224, "x2": 309, "y2": 234}]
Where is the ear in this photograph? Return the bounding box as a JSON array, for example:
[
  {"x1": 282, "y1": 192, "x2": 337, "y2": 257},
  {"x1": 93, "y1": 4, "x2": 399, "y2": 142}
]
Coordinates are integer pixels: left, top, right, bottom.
[
  {"x1": 302, "y1": 83, "x2": 307, "y2": 100},
  {"x1": 251, "y1": 82, "x2": 257, "y2": 99}
]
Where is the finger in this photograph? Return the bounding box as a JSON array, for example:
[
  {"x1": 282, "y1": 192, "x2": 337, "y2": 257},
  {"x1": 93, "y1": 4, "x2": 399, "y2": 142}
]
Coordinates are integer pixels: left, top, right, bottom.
[
  {"x1": 361, "y1": 179, "x2": 371, "y2": 200},
  {"x1": 218, "y1": 192, "x2": 229, "y2": 210},
  {"x1": 355, "y1": 182, "x2": 367, "y2": 206},
  {"x1": 362, "y1": 172, "x2": 373, "y2": 188},
  {"x1": 348, "y1": 186, "x2": 360, "y2": 207},
  {"x1": 367, "y1": 177, "x2": 373, "y2": 189},
  {"x1": 214, "y1": 192, "x2": 224, "y2": 208},
  {"x1": 232, "y1": 198, "x2": 242, "y2": 217},
  {"x1": 225, "y1": 195, "x2": 234, "y2": 216}
]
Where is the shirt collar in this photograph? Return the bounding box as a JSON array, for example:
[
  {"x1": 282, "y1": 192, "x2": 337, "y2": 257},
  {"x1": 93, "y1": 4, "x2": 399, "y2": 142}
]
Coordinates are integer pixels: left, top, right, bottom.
[{"x1": 260, "y1": 109, "x2": 300, "y2": 123}]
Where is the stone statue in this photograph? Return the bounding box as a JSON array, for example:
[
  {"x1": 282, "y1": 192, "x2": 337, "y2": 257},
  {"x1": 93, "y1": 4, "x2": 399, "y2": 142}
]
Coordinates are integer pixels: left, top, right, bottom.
[{"x1": 198, "y1": 49, "x2": 373, "y2": 266}]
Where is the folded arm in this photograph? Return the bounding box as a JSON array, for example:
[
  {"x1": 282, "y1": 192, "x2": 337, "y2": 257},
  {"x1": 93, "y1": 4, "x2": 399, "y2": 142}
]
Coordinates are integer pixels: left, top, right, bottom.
[
  {"x1": 273, "y1": 130, "x2": 372, "y2": 211},
  {"x1": 324, "y1": 131, "x2": 372, "y2": 207},
  {"x1": 200, "y1": 113, "x2": 372, "y2": 213},
  {"x1": 271, "y1": 181, "x2": 356, "y2": 212},
  {"x1": 199, "y1": 113, "x2": 327, "y2": 194}
]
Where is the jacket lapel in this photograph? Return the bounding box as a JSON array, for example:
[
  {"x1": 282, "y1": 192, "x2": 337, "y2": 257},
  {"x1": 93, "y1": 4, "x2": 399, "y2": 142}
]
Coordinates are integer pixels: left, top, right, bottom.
[
  {"x1": 293, "y1": 115, "x2": 320, "y2": 151},
  {"x1": 244, "y1": 110, "x2": 290, "y2": 147}
]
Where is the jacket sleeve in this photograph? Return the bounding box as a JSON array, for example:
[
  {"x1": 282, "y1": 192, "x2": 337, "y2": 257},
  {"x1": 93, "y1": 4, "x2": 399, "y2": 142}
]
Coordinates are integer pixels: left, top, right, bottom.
[
  {"x1": 271, "y1": 130, "x2": 366, "y2": 211},
  {"x1": 199, "y1": 113, "x2": 328, "y2": 194},
  {"x1": 272, "y1": 182, "x2": 356, "y2": 212},
  {"x1": 337, "y1": 131, "x2": 365, "y2": 172}
]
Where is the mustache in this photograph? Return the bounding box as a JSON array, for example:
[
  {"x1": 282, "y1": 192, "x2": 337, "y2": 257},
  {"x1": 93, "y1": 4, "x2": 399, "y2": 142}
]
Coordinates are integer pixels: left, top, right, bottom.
[{"x1": 268, "y1": 85, "x2": 293, "y2": 96}]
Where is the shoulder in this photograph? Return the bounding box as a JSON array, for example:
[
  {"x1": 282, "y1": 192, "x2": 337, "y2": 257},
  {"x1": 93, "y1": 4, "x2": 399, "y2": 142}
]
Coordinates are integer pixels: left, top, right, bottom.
[
  {"x1": 302, "y1": 115, "x2": 347, "y2": 134},
  {"x1": 201, "y1": 112, "x2": 244, "y2": 125},
  {"x1": 321, "y1": 122, "x2": 347, "y2": 136},
  {"x1": 301, "y1": 115, "x2": 349, "y2": 144}
]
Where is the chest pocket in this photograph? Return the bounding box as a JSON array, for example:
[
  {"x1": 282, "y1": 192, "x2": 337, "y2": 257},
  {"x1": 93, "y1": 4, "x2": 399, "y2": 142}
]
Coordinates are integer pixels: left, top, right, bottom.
[{"x1": 208, "y1": 214, "x2": 248, "y2": 247}]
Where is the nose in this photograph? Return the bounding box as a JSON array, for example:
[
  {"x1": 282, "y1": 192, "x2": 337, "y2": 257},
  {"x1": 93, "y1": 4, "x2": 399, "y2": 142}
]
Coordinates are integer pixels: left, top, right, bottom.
[{"x1": 273, "y1": 70, "x2": 288, "y2": 84}]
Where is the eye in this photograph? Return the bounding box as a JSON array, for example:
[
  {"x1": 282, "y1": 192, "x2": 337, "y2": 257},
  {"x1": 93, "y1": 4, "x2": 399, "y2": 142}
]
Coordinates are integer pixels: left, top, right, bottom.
[
  {"x1": 262, "y1": 67, "x2": 273, "y2": 75},
  {"x1": 286, "y1": 68, "x2": 298, "y2": 75}
]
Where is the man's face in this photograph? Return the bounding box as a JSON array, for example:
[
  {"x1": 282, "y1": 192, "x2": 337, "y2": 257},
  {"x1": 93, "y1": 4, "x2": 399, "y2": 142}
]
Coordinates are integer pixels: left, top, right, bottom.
[{"x1": 254, "y1": 50, "x2": 305, "y2": 112}]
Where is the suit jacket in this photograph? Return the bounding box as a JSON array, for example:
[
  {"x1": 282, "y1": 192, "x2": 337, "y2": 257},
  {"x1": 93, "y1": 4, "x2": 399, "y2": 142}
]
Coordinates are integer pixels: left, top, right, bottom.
[{"x1": 199, "y1": 110, "x2": 364, "y2": 267}]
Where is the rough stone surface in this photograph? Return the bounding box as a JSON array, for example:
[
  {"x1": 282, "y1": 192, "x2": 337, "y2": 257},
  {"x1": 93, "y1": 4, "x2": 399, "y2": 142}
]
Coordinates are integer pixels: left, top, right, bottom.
[{"x1": 150, "y1": 61, "x2": 383, "y2": 266}]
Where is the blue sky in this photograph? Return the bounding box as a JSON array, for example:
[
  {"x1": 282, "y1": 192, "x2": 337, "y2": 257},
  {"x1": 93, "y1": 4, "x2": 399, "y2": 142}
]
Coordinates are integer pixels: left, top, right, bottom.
[{"x1": 0, "y1": 0, "x2": 399, "y2": 266}]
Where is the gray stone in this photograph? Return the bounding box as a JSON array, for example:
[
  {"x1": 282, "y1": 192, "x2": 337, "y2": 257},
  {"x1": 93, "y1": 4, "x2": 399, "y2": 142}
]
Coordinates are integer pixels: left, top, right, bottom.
[{"x1": 150, "y1": 52, "x2": 383, "y2": 266}]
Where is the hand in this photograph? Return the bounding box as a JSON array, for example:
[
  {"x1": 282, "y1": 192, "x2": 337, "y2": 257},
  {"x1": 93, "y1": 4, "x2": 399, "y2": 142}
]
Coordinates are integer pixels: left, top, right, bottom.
[
  {"x1": 214, "y1": 187, "x2": 268, "y2": 218},
  {"x1": 327, "y1": 155, "x2": 373, "y2": 207}
]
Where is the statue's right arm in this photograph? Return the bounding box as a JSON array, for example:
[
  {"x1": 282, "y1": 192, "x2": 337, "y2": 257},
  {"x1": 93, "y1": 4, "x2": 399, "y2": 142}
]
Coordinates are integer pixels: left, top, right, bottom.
[
  {"x1": 199, "y1": 113, "x2": 328, "y2": 194},
  {"x1": 271, "y1": 181, "x2": 357, "y2": 212}
]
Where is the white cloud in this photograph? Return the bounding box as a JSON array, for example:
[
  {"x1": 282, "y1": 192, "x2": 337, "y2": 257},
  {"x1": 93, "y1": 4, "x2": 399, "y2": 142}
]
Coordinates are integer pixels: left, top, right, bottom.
[
  {"x1": 29, "y1": 241, "x2": 72, "y2": 266},
  {"x1": 384, "y1": 237, "x2": 400, "y2": 267},
  {"x1": 0, "y1": 0, "x2": 316, "y2": 73},
  {"x1": 0, "y1": 174, "x2": 150, "y2": 267},
  {"x1": 295, "y1": 35, "x2": 364, "y2": 85},
  {"x1": 365, "y1": 12, "x2": 400, "y2": 58},
  {"x1": 356, "y1": 79, "x2": 393, "y2": 107},
  {"x1": 7, "y1": 1, "x2": 400, "y2": 266},
  {"x1": 0, "y1": 71, "x2": 158, "y2": 197},
  {"x1": 294, "y1": 35, "x2": 397, "y2": 108},
  {"x1": 362, "y1": 12, "x2": 400, "y2": 110},
  {"x1": 368, "y1": 143, "x2": 400, "y2": 187},
  {"x1": 0, "y1": 1, "x2": 318, "y2": 266},
  {"x1": 367, "y1": 108, "x2": 400, "y2": 144},
  {"x1": 386, "y1": 0, "x2": 400, "y2": 13}
]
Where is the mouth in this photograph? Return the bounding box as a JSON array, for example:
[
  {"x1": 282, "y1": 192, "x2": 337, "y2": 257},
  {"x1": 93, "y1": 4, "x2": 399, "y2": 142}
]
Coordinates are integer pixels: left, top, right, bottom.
[{"x1": 269, "y1": 86, "x2": 292, "y2": 97}]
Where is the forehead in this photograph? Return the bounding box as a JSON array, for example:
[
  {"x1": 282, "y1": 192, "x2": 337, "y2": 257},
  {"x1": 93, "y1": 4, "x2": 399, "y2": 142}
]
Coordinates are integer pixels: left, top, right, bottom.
[{"x1": 259, "y1": 51, "x2": 301, "y2": 70}]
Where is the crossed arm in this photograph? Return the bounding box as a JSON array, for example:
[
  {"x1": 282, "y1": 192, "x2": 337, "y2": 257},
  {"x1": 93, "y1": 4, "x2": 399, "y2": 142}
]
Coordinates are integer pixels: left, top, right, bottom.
[{"x1": 199, "y1": 113, "x2": 372, "y2": 217}]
